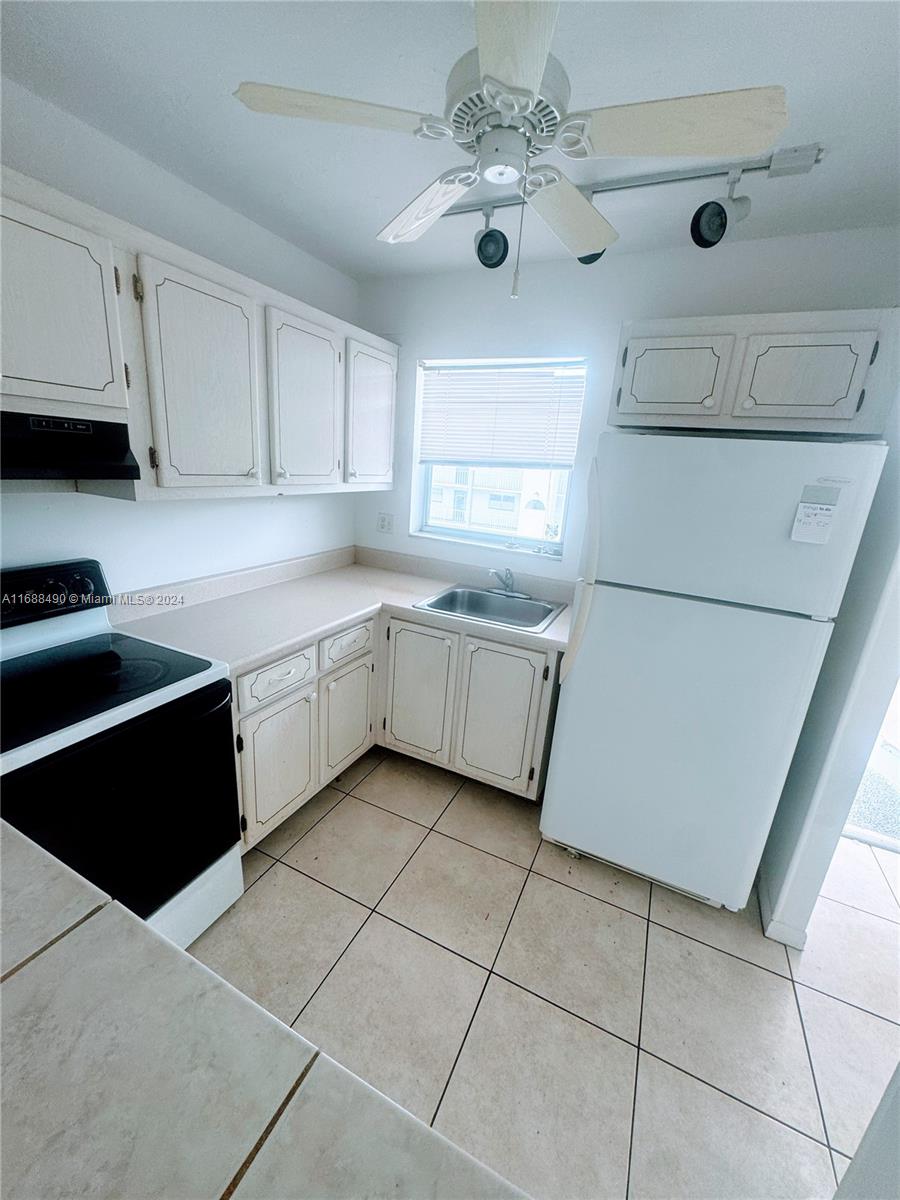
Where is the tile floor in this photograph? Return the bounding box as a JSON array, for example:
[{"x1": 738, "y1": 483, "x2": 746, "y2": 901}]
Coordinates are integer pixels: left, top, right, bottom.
[{"x1": 191, "y1": 750, "x2": 900, "y2": 1200}]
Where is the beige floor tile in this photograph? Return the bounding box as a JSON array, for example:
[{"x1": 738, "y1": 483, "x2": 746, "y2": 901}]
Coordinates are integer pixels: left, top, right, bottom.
[
  {"x1": 797, "y1": 984, "x2": 900, "y2": 1156},
  {"x1": 435, "y1": 781, "x2": 541, "y2": 867},
  {"x1": 872, "y1": 845, "x2": 900, "y2": 905},
  {"x1": 233, "y1": 1054, "x2": 526, "y2": 1200},
  {"x1": 294, "y1": 914, "x2": 486, "y2": 1122},
  {"x1": 820, "y1": 838, "x2": 899, "y2": 922},
  {"x1": 378, "y1": 832, "x2": 525, "y2": 966},
  {"x1": 283, "y1": 796, "x2": 426, "y2": 906},
  {"x1": 641, "y1": 924, "x2": 824, "y2": 1138},
  {"x1": 533, "y1": 839, "x2": 650, "y2": 916},
  {"x1": 331, "y1": 746, "x2": 387, "y2": 795},
  {"x1": 241, "y1": 847, "x2": 275, "y2": 889},
  {"x1": 651, "y1": 884, "x2": 790, "y2": 975},
  {"x1": 190, "y1": 863, "x2": 367, "y2": 1024},
  {"x1": 256, "y1": 786, "x2": 343, "y2": 859},
  {"x1": 352, "y1": 756, "x2": 461, "y2": 825},
  {"x1": 434, "y1": 976, "x2": 635, "y2": 1200},
  {"x1": 788, "y1": 897, "x2": 900, "y2": 1022},
  {"x1": 495, "y1": 873, "x2": 645, "y2": 1041},
  {"x1": 629, "y1": 1053, "x2": 835, "y2": 1200}
]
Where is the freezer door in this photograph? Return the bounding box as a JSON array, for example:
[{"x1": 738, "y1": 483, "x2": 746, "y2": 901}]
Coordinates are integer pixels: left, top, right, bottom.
[
  {"x1": 595, "y1": 433, "x2": 886, "y2": 618},
  {"x1": 542, "y1": 585, "x2": 832, "y2": 909}
]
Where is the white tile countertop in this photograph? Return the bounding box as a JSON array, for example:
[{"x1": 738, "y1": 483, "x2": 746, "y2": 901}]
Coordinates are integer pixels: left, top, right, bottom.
[
  {"x1": 113, "y1": 563, "x2": 570, "y2": 674},
  {"x1": 0, "y1": 820, "x2": 526, "y2": 1200}
]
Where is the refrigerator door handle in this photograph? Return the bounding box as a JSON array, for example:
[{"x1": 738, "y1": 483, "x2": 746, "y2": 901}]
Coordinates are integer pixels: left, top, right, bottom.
[{"x1": 561, "y1": 580, "x2": 595, "y2": 684}]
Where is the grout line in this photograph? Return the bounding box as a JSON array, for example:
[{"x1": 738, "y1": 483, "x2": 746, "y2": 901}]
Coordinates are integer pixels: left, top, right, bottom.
[
  {"x1": 0, "y1": 900, "x2": 111, "y2": 983},
  {"x1": 625, "y1": 883, "x2": 652, "y2": 1199},
  {"x1": 792, "y1": 980, "x2": 900, "y2": 1028},
  {"x1": 756, "y1": 886, "x2": 792, "y2": 976},
  {"x1": 220, "y1": 1051, "x2": 319, "y2": 1200},
  {"x1": 789, "y1": 972, "x2": 838, "y2": 1185},
  {"x1": 255, "y1": 790, "x2": 345, "y2": 862},
  {"x1": 647, "y1": 919, "x2": 790, "y2": 981},
  {"x1": 869, "y1": 844, "x2": 900, "y2": 909},
  {"x1": 531, "y1": 865, "x2": 651, "y2": 920},
  {"x1": 818, "y1": 891, "x2": 900, "y2": 925}
]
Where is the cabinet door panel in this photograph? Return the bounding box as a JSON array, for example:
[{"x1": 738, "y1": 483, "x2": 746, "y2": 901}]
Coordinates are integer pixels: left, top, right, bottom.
[
  {"x1": 321, "y1": 654, "x2": 374, "y2": 780},
  {"x1": 240, "y1": 685, "x2": 318, "y2": 836},
  {"x1": 139, "y1": 255, "x2": 261, "y2": 486},
  {"x1": 1, "y1": 199, "x2": 127, "y2": 410},
  {"x1": 732, "y1": 332, "x2": 877, "y2": 420},
  {"x1": 346, "y1": 339, "x2": 396, "y2": 483},
  {"x1": 454, "y1": 638, "x2": 546, "y2": 794},
  {"x1": 616, "y1": 335, "x2": 734, "y2": 416},
  {"x1": 267, "y1": 307, "x2": 343, "y2": 484},
  {"x1": 385, "y1": 620, "x2": 458, "y2": 763}
]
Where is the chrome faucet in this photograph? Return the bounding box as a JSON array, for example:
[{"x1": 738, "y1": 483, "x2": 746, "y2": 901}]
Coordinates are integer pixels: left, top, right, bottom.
[{"x1": 489, "y1": 567, "x2": 515, "y2": 594}]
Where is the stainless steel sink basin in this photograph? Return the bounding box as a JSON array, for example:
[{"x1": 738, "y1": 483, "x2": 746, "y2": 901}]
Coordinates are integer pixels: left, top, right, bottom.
[{"x1": 414, "y1": 586, "x2": 565, "y2": 633}]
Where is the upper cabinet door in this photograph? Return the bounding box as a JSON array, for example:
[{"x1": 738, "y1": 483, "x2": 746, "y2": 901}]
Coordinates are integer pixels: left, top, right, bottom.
[
  {"x1": 266, "y1": 307, "x2": 343, "y2": 485},
  {"x1": 138, "y1": 255, "x2": 261, "y2": 487},
  {"x1": 345, "y1": 339, "x2": 396, "y2": 484},
  {"x1": 1, "y1": 199, "x2": 127, "y2": 410},
  {"x1": 615, "y1": 335, "x2": 734, "y2": 417},
  {"x1": 732, "y1": 331, "x2": 877, "y2": 421}
]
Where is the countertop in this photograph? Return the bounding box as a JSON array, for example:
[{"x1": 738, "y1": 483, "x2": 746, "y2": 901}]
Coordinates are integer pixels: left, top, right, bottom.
[
  {"x1": 116, "y1": 563, "x2": 570, "y2": 674},
  {"x1": 0, "y1": 820, "x2": 525, "y2": 1199}
]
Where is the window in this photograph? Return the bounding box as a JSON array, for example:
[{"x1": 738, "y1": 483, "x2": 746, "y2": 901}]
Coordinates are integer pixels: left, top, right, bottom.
[{"x1": 417, "y1": 358, "x2": 586, "y2": 553}]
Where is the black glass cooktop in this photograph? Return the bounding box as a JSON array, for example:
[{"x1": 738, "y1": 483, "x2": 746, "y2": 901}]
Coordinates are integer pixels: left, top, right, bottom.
[{"x1": 1, "y1": 633, "x2": 212, "y2": 753}]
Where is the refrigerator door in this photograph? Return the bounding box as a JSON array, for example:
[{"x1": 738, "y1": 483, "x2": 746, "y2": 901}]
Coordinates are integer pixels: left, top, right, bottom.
[
  {"x1": 594, "y1": 434, "x2": 886, "y2": 618},
  {"x1": 541, "y1": 585, "x2": 833, "y2": 909}
]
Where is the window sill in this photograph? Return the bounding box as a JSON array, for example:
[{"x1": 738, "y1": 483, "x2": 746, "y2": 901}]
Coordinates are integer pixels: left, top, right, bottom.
[{"x1": 409, "y1": 528, "x2": 566, "y2": 562}]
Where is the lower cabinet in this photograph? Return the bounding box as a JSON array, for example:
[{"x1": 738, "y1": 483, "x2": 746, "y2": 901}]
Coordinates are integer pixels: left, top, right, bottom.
[
  {"x1": 239, "y1": 683, "x2": 318, "y2": 842},
  {"x1": 320, "y1": 653, "x2": 375, "y2": 781},
  {"x1": 384, "y1": 620, "x2": 459, "y2": 764},
  {"x1": 453, "y1": 637, "x2": 547, "y2": 795}
]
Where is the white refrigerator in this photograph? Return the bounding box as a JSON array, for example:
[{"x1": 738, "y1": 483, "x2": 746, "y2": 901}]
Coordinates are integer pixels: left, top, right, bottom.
[{"x1": 541, "y1": 432, "x2": 887, "y2": 910}]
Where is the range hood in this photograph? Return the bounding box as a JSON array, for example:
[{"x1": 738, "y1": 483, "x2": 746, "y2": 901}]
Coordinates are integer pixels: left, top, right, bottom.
[{"x1": 1, "y1": 412, "x2": 140, "y2": 481}]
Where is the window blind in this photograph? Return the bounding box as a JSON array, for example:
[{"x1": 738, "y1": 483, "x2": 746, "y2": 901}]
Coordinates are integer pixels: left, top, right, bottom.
[{"x1": 418, "y1": 360, "x2": 586, "y2": 468}]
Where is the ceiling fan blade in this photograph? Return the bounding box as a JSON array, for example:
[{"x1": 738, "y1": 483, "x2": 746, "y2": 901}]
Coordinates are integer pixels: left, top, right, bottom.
[
  {"x1": 558, "y1": 86, "x2": 787, "y2": 159},
  {"x1": 377, "y1": 168, "x2": 480, "y2": 244},
  {"x1": 235, "y1": 82, "x2": 426, "y2": 135},
  {"x1": 475, "y1": 2, "x2": 560, "y2": 104},
  {"x1": 524, "y1": 169, "x2": 618, "y2": 259}
]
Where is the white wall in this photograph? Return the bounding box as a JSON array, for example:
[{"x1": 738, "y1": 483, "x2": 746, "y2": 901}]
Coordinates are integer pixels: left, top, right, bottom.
[
  {"x1": 355, "y1": 224, "x2": 900, "y2": 583},
  {"x1": 0, "y1": 492, "x2": 356, "y2": 596}
]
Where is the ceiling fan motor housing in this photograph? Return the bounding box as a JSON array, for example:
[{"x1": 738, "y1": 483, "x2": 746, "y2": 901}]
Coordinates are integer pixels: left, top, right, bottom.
[{"x1": 444, "y1": 48, "x2": 571, "y2": 159}]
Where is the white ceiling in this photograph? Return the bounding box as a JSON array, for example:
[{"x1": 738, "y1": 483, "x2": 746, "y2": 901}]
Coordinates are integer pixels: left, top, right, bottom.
[{"x1": 2, "y1": 1, "x2": 898, "y2": 280}]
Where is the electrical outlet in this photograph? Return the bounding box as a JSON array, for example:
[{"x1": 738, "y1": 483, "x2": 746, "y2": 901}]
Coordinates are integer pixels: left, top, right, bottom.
[{"x1": 376, "y1": 512, "x2": 394, "y2": 534}]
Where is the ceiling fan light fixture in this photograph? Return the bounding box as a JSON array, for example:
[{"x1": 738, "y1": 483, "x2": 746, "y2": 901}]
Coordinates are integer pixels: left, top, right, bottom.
[{"x1": 478, "y1": 127, "x2": 529, "y2": 184}]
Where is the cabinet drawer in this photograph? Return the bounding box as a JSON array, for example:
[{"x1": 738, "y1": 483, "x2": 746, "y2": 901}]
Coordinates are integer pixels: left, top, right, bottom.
[
  {"x1": 237, "y1": 645, "x2": 316, "y2": 711},
  {"x1": 319, "y1": 620, "x2": 374, "y2": 671}
]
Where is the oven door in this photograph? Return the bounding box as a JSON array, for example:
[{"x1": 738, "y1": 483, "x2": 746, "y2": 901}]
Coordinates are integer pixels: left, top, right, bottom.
[{"x1": 1, "y1": 679, "x2": 240, "y2": 919}]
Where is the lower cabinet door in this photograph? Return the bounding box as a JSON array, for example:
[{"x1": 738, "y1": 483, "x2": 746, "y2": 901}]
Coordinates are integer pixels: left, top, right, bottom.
[
  {"x1": 453, "y1": 638, "x2": 547, "y2": 794},
  {"x1": 320, "y1": 653, "x2": 374, "y2": 781},
  {"x1": 239, "y1": 683, "x2": 318, "y2": 841},
  {"x1": 385, "y1": 620, "x2": 459, "y2": 764}
]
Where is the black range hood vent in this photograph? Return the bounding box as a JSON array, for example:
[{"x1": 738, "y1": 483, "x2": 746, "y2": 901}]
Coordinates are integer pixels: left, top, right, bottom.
[{"x1": 1, "y1": 411, "x2": 141, "y2": 481}]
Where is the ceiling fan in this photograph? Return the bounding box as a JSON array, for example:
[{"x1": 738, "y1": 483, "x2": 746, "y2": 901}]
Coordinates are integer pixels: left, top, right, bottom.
[{"x1": 235, "y1": 1, "x2": 787, "y2": 261}]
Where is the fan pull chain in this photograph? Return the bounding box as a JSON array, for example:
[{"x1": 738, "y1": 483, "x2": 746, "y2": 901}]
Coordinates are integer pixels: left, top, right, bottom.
[{"x1": 510, "y1": 179, "x2": 526, "y2": 300}]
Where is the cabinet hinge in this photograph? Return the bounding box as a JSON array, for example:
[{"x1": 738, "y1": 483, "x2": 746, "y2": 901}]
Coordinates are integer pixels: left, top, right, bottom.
[
  {"x1": 114, "y1": 265, "x2": 121, "y2": 294},
  {"x1": 236, "y1": 734, "x2": 244, "y2": 753},
  {"x1": 240, "y1": 814, "x2": 247, "y2": 833},
  {"x1": 371, "y1": 662, "x2": 375, "y2": 672},
  {"x1": 621, "y1": 346, "x2": 628, "y2": 367},
  {"x1": 386, "y1": 626, "x2": 390, "y2": 640},
  {"x1": 124, "y1": 362, "x2": 131, "y2": 389},
  {"x1": 870, "y1": 340, "x2": 880, "y2": 366},
  {"x1": 382, "y1": 717, "x2": 386, "y2": 731},
  {"x1": 528, "y1": 766, "x2": 535, "y2": 782},
  {"x1": 616, "y1": 387, "x2": 622, "y2": 409},
  {"x1": 542, "y1": 664, "x2": 550, "y2": 681},
  {"x1": 148, "y1": 445, "x2": 160, "y2": 470},
  {"x1": 132, "y1": 273, "x2": 144, "y2": 303},
  {"x1": 339, "y1": 350, "x2": 342, "y2": 363},
  {"x1": 369, "y1": 722, "x2": 373, "y2": 732},
  {"x1": 856, "y1": 389, "x2": 866, "y2": 413}
]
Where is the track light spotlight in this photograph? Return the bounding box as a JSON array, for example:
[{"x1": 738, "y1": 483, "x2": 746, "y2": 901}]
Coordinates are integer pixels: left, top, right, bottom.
[
  {"x1": 690, "y1": 170, "x2": 751, "y2": 249},
  {"x1": 577, "y1": 250, "x2": 606, "y2": 265},
  {"x1": 474, "y1": 209, "x2": 509, "y2": 269}
]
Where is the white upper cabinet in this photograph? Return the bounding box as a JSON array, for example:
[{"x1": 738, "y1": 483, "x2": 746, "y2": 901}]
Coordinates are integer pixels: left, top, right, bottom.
[
  {"x1": 453, "y1": 638, "x2": 547, "y2": 795},
  {"x1": 732, "y1": 331, "x2": 877, "y2": 422},
  {"x1": 615, "y1": 335, "x2": 734, "y2": 417},
  {"x1": 385, "y1": 620, "x2": 458, "y2": 764},
  {"x1": 138, "y1": 254, "x2": 262, "y2": 487},
  {"x1": 267, "y1": 306, "x2": 343, "y2": 485},
  {"x1": 1, "y1": 199, "x2": 127, "y2": 411},
  {"x1": 345, "y1": 339, "x2": 396, "y2": 484}
]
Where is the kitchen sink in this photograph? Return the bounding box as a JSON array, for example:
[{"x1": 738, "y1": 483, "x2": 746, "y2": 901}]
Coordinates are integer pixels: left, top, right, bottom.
[{"x1": 414, "y1": 586, "x2": 565, "y2": 633}]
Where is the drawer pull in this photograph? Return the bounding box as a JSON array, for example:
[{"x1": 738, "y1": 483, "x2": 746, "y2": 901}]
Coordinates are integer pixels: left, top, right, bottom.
[{"x1": 270, "y1": 666, "x2": 297, "y2": 682}]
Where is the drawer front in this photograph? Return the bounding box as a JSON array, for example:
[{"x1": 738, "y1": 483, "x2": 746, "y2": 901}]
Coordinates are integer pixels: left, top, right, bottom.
[
  {"x1": 237, "y1": 645, "x2": 316, "y2": 711},
  {"x1": 319, "y1": 620, "x2": 374, "y2": 671}
]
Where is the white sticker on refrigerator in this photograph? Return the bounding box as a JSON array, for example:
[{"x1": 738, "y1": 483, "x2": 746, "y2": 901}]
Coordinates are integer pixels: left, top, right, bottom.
[{"x1": 791, "y1": 484, "x2": 841, "y2": 544}]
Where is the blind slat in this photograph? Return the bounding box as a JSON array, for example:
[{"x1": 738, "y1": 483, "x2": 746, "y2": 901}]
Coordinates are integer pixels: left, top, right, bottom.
[{"x1": 419, "y1": 361, "x2": 586, "y2": 468}]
